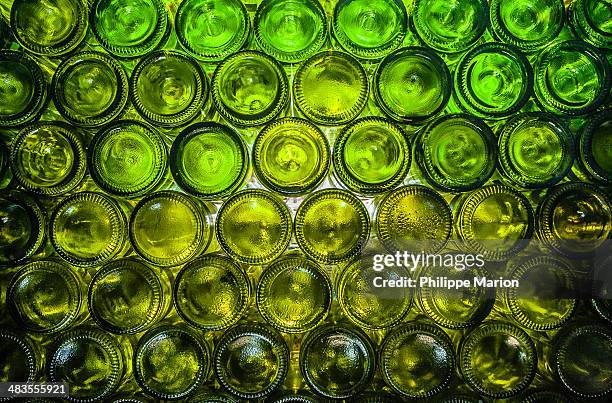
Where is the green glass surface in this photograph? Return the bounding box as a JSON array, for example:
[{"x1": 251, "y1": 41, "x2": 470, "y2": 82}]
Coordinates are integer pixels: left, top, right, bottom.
[
  {"x1": 537, "y1": 182, "x2": 611, "y2": 256},
  {"x1": 455, "y1": 185, "x2": 534, "y2": 261},
  {"x1": 256, "y1": 255, "x2": 332, "y2": 333},
  {"x1": 212, "y1": 50, "x2": 288, "y2": 127},
  {"x1": 300, "y1": 324, "x2": 375, "y2": 399},
  {"x1": 88, "y1": 258, "x2": 170, "y2": 334},
  {"x1": 413, "y1": 0, "x2": 488, "y2": 53},
  {"x1": 333, "y1": 0, "x2": 407, "y2": 59},
  {"x1": 553, "y1": 324, "x2": 612, "y2": 398},
  {"x1": 10, "y1": 0, "x2": 87, "y2": 56},
  {"x1": 490, "y1": 0, "x2": 565, "y2": 51},
  {"x1": 131, "y1": 50, "x2": 208, "y2": 127},
  {"x1": 0, "y1": 50, "x2": 47, "y2": 128},
  {"x1": 129, "y1": 191, "x2": 212, "y2": 267},
  {"x1": 215, "y1": 324, "x2": 289, "y2": 399},
  {"x1": 216, "y1": 189, "x2": 291, "y2": 264},
  {"x1": 174, "y1": 254, "x2": 250, "y2": 330},
  {"x1": 374, "y1": 47, "x2": 451, "y2": 122},
  {"x1": 498, "y1": 112, "x2": 575, "y2": 188},
  {"x1": 50, "y1": 192, "x2": 127, "y2": 267},
  {"x1": 53, "y1": 51, "x2": 128, "y2": 127},
  {"x1": 333, "y1": 117, "x2": 410, "y2": 194},
  {"x1": 89, "y1": 120, "x2": 167, "y2": 197},
  {"x1": 534, "y1": 40, "x2": 610, "y2": 116},
  {"x1": 170, "y1": 122, "x2": 248, "y2": 198},
  {"x1": 570, "y1": 0, "x2": 612, "y2": 49},
  {"x1": 48, "y1": 327, "x2": 126, "y2": 401},
  {"x1": 255, "y1": 0, "x2": 327, "y2": 62},
  {"x1": 417, "y1": 259, "x2": 494, "y2": 329},
  {"x1": 10, "y1": 122, "x2": 86, "y2": 196},
  {"x1": 505, "y1": 256, "x2": 576, "y2": 331},
  {"x1": 293, "y1": 51, "x2": 369, "y2": 125},
  {"x1": 92, "y1": 0, "x2": 168, "y2": 57},
  {"x1": 0, "y1": 330, "x2": 38, "y2": 382},
  {"x1": 253, "y1": 117, "x2": 329, "y2": 195},
  {"x1": 416, "y1": 114, "x2": 496, "y2": 192},
  {"x1": 578, "y1": 110, "x2": 612, "y2": 184},
  {"x1": 176, "y1": 0, "x2": 249, "y2": 61},
  {"x1": 134, "y1": 325, "x2": 209, "y2": 400},
  {"x1": 338, "y1": 255, "x2": 413, "y2": 329},
  {"x1": 380, "y1": 322, "x2": 454, "y2": 398},
  {"x1": 294, "y1": 188, "x2": 369, "y2": 263},
  {"x1": 376, "y1": 185, "x2": 452, "y2": 254},
  {"x1": 455, "y1": 42, "x2": 533, "y2": 118},
  {"x1": 0, "y1": 192, "x2": 44, "y2": 266},
  {"x1": 7, "y1": 260, "x2": 83, "y2": 333},
  {"x1": 459, "y1": 322, "x2": 536, "y2": 398}
]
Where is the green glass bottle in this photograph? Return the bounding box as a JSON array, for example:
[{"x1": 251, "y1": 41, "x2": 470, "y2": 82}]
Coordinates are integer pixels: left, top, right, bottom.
[
  {"x1": 176, "y1": 0, "x2": 249, "y2": 62},
  {"x1": 88, "y1": 258, "x2": 171, "y2": 334},
  {"x1": 417, "y1": 259, "x2": 494, "y2": 329},
  {"x1": 455, "y1": 42, "x2": 533, "y2": 119},
  {"x1": 0, "y1": 191, "x2": 45, "y2": 266},
  {"x1": 216, "y1": 189, "x2": 291, "y2": 264},
  {"x1": 333, "y1": 117, "x2": 410, "y2": 194},
  {"x1": 0, "y1": 18, "x2": 11, "y2": 49},
  {"x1": 52, "y1": 51, "x2": 129, "y2": 127},
  {"x1": 0, "y1": 50, "x2": 47, "y2": 128},
  {"x1": 374, "y1": 47, "x2": 451, "y2": 123},
  {"x1": 534, "y1": 40, "x2": 610, "y2": 116},
  {"x1": 10, "y1": 0, "x2": 87, "y2": 56},
  {"x1": 459, "y1": 321, "x2": 537, "y2": 398},
  {"x1": 256, "y1": 255, "x2": 332, "y2": 333},
  {"x1": 504, "y1": 256, "x2": 576, "y2": 331},
  {"x1": 376, "y1": 185, "x2": 452, "y2": 254},
  {"x1": 267, "y1": 392, "x2": 318, "y2": 403},
  {"x1": 7, "y1": 259, "x2": 85, "y2": 334},
  {"x1": 416, "y1": 114, "x2": 497, "y2": 192},
  {"x1": 215, "y1": 323, "x2": 289, "y2": 399},
  {"x1": 380, "y1": 322, "x2": 455, "y2": 399},
  {"x1": 212, "y1": 50, "x2": 289, "y2": 127},
  {"x1": 520, "y1": 389, "x2": 574, "y2": 403},
  {"x1": 552, "y1": 323, "x2": 612, "y2": 398},
  {"x1": 490, "y1": 0, "x2": 565, "y2": 51},
  {"x1": 91, "y1": 0, "x2": 168, "y2": 57},
  {"x1": 134, "y1": 325, "x2": 210, "y2": 400},
  {"x1": 498, "y1": 112, "x2": 575, "y2": 189},
  {"x1": 130, "y1": 190, "x2": 212, "y2": 267},
  {"x1": 293, "y1": 51, "x2": 369, "y2": 125},
  {"x1": 294, "y1": 188, "x2": 369, "y2": 263},
  {"x1": 569, "y1": 0, "x2": 612, "y2": 49},
  {"x1": 412, "y1": 0, "x2": 488, "y2": 53},
  {"x1": 188, "y1": 391, "x2": 239, "y2": 403},
  {"x1": 455, "y1": 185, "x2": 534, "y2": 261},
  {"x1": 10, "y1": 122, "x2": 86, "y2": 196},
  {"x1": 50, "y1": 192, "x2": 128, "y2": 267},
  {"x1": 576, "y1": 110, "x2": 612, "y2": 184},
  {"x1": 170, "y1": 122, "x2": 248, "y2": 199},
  {"x1": 131, "y1": 50, "x2": 208, "y2": 127},
  {"x1": 255, "y1": 0, "x2": 327, "y2": 63},
  {"x1": 0, "y1": 329, "x2": 40, "y2": 383},
  {"x1": 253, "y1": 117, "x2": 329, "y2": 195},
  {"x1": 332, "y1": 0, "x2": 407, "y2": 59},
  {"x1": 300, "y1": 323, "x2": 375, "y2": 399},
  {"x1": 174, "y1": 254, "x2": 250, "y2": 331},
  {"x1": 537, "y1": 182, "x2": 611, "y2": 256},
  {"x1": 337, "y1": 254, "x2": 413, "y2": 329},
  {"x1": 48, "y1": 327, "x2": 131, "y2": 402},
  {"x1": 88, "y1": 120, "x2": 168, "y2": 198}
]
